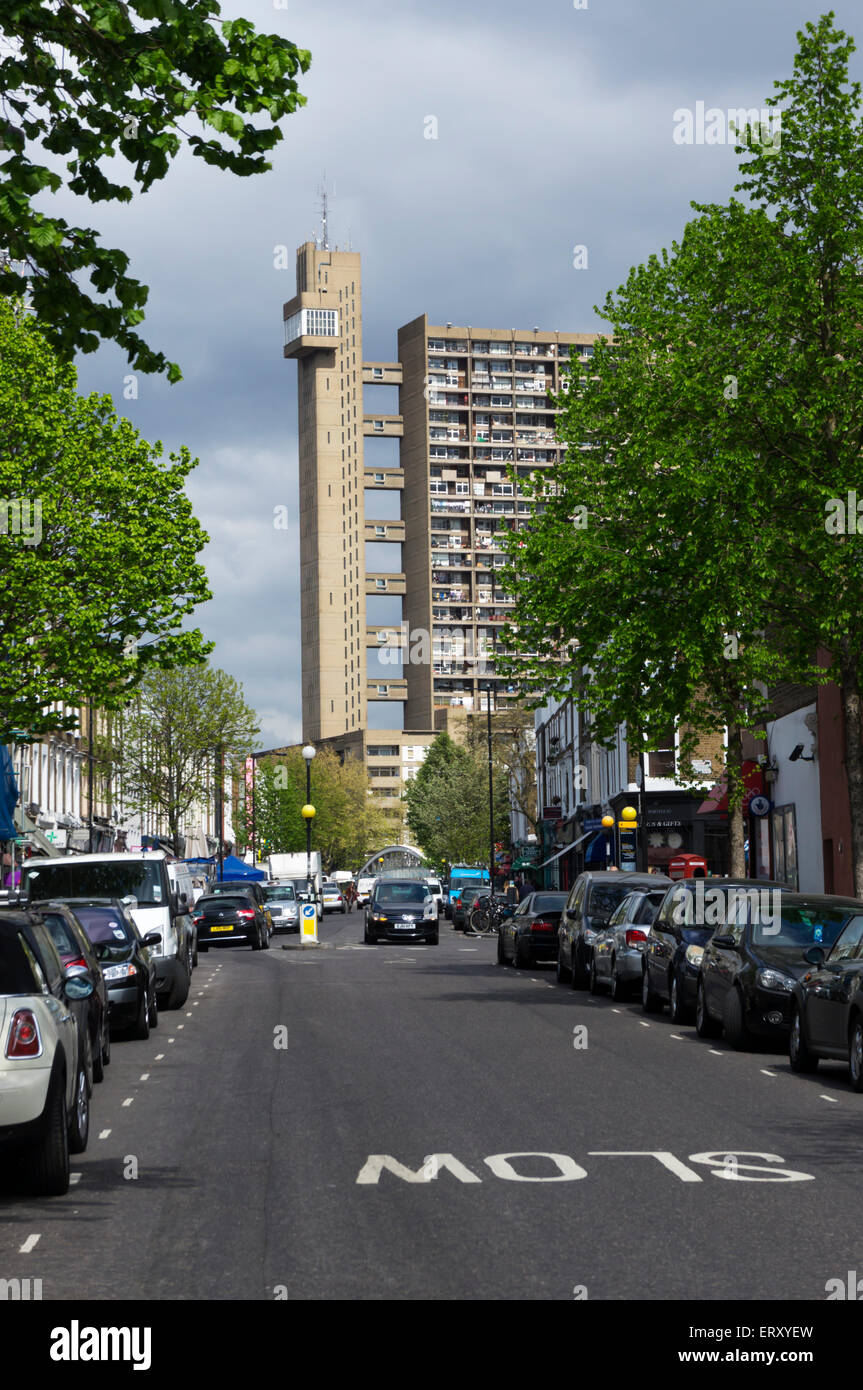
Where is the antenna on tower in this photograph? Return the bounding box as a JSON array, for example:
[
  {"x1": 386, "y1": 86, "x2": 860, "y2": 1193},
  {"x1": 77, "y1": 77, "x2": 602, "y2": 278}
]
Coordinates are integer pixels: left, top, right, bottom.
[{"x1": 317, "y1": 173, "x2": 331, "y2": 251}]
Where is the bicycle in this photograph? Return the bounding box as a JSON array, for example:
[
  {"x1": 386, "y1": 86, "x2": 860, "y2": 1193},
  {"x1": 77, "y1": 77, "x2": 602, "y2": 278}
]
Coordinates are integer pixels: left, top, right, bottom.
[{"x1": 468, "y1": 893, "x2": 508, "y2": 936}]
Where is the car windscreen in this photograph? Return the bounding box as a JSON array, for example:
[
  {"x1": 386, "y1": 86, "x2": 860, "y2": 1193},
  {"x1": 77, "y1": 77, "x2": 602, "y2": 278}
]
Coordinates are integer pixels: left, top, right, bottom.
[
  {"x1": 0, "y1": 932, "x2": 42, "y2": 994},
  {"x1": 264, "y1": 886, "x2": 296, "y2": 902},
  {"x1": 23, "y1": 859, "x2": 167, "y2": 907},
  {"x1": 39, "y1": 912, "x2": 81, "y2": 958},
  {"x1": 70, "y1": 907, "x2": 135, "y2": 947},
  {"x1": 375, "y1": 883, "x2": 430, "y2": 905},
  {"x1": 751, "y1": 904, "x2": 850, "y2": 949},
  {"x1": 531, "y1": 894, "x2": 567, "y2": 914},
  {"x1": 587, "y1": 883, "x2": 634, "y2": 922},
  {"x1": 199, "y1": 896, "x2": 251, "y2": 912}
]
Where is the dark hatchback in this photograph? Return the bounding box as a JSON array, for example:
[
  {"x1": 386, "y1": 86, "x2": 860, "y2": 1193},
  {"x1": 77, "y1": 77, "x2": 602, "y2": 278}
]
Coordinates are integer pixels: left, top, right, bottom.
[
  {"x1": 498, "y1": 892, "x2": 568, "y2": 969},
  {"x1": 787, "y1": 901, "x2": 863, "y2": 1086},
  {"x1": 558, "y1": 871, "x2": 669, "y2": 989},
  {"x1": 452, "y1": 886, "x2": 487, "y2": 932},
  {"x1": 35, "y1": 901, "x2": 111, "y2": 1085},
  {"x1": 642, "y1": 878, "x2": 781, "y2": 1023},
  {"x1": 194, "y1": 893, "x2": 270, "y2": 951},
  {"x1": 696, "y1": 891, "x2": 852, "y2": 1049},
  {"x1": 364, "y1": 880, "x2": 439, "y2": 945},
  {"x1": 65, "y1": 899, "x2": 160, "y2": 1040},
  {"x1": 208, "y1": 881, "x2": 273, "y2": 936}
]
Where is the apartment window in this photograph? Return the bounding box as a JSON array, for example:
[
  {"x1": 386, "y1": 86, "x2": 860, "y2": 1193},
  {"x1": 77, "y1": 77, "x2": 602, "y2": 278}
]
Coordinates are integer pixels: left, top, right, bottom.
[
  {"x1": 646, "y1": 726, "x2": 676, "y2": 778},
  {"x1": 377, "y1": 685, "x2": 388, "y2": 695},
  {"x1": 374, "y1": 473, "x2": 385, "y2": 484},
  {"x1": 373, "y1": 366, "x2": 383, "y2": 379},
  {"x1": 376, "y1": 578, "x2": 386, "y2": 590},
  {"x1": 374, "y1": 420, "x2": 384, "y2": 432},
  {"x1": 375, "y1": 526, "x2": 386, "y2": 537}
]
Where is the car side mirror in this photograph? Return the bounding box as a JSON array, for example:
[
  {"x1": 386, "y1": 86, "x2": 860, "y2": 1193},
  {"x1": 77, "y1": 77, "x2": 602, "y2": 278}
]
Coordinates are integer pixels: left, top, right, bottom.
[
  {"x1": 711, "y1": 934, "x2": 737, "y2": 949},
  {"x1": 804, "y1": 946, "x2": 825, "y2": 967},
  {"x1": 142, "y1": 930, "x2": 161, "y2": 947},
  {"x1": 65, "y1": 975, "x2": 94, "y2": 1000},
  {"x1": 566, "y1": 907, "x2": 576, "y2": 920}
]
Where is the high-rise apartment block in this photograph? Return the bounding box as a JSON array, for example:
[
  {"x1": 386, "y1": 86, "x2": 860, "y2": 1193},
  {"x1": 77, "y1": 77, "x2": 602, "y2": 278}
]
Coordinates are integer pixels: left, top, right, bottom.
[{"x1": 283, "y1": 242, "x2": 596, "y2": 818}]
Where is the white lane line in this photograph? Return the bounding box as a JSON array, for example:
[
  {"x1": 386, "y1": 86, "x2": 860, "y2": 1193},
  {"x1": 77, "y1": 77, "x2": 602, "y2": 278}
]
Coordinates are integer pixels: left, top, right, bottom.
[
  {"x1": 168, "y1": 1037, "x2": 176, "y2": 1043},
  {"x1": 98, "y1": 1129, "x2": 111, "y2": 1140},
  {"x1": 69, "y1": 1173, "x2": 82, "y2": 1186},
  {"x1": 639, "y1": 1021, "x2": 650, "y2": 1028},
  {"x1": 669, "y1": 1034, "x2": 684, "y2": 1040},
  {"x1": 139, "y1": 1073, "x2": 149, "y2": 1082},
  {"x1": 820, "y1": 1094, "x2": 839, "y2": 1103},
  {"x1": 177, "y1": 1024, "x2": 184, "y2": 1030},
  {"x1": 709, "y1": 1049, "x2": 723, "y2": 1056},
  {"x1": 193, "y1": 1002, "x2": 200, "y2": 1007},
  {"x1": 154, "y1": 1054, "x2": 165, "y2": 1061},
  {"x1": 122, "y1": 1098, "x2": 134, "y2": 1107},
  {"x1": 761, "y1": 1068, "x2": 777, "y2": 1077},
  {"x1": 185, "y1": 1012, "x2": 192, "y2": 1018},
  {"x1": 459, "y1": 948, "x2": 478, "y2": 952},
  {"x1": 611, "y1": 1008, "x2": 621, "y2": 1014},
  {"x1": 19, "y1": 1234, "x2": 40, "y2": 1254}
]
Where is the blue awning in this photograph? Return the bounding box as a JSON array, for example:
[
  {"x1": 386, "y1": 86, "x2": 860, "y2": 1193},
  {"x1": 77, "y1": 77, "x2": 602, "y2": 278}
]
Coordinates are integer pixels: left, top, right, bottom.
[{"x1": 0, "y1": 746, "x2": 19, "y2": 840}]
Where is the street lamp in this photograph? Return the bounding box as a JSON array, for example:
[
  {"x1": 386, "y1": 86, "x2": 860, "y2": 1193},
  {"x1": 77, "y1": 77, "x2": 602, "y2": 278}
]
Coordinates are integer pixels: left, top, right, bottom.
[{"x1": 301, "y1": 744, "x2": 316, "y2": 908}]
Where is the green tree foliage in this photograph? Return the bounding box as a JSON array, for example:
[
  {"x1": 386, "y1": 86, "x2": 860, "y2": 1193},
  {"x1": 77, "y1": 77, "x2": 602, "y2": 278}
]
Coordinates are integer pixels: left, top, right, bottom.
[
  {"x1": 0, "y1": 296, "x2": 211, "y2": 739},
  {"x1": 0, "y1": 0, "x2": 310, "y2": 378},
  {"x1": 501, "y1": 13, "x2": 863, "y2": 883},
  {"x1": 234, "y1": 747, "x2": 391, "y2": 872},
  {"x1": 404, "y1": 732, "x2": 511, "y2": 868},
  {"x1": 117, "y1": 664, "x2": 260, "y2": 852}
]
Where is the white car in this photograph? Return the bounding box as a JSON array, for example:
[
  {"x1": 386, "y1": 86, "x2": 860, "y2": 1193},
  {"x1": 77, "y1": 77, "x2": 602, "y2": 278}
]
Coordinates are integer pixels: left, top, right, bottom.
[
  {"x1": 356, "y1": 876, "x2": 377, "y2": 907},
  {"x1": 0, "y1": 909, "x2": 93, "y2": 1195},
  {"x1": 321, "y1": 882, "x2": 347, "y2": 914}
]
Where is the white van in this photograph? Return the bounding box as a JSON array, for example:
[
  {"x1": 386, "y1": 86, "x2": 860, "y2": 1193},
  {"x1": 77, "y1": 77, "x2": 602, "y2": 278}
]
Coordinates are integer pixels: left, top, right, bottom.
[{"x1": 21, "y1": 852, "x2": 194, "y2": 1009}]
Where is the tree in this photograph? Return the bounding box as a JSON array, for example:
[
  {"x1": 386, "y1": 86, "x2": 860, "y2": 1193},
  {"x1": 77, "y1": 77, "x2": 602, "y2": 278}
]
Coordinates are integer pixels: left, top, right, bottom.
[
  {"x1": 501, "y1": 13, "x2": 863, "y2": 883},
  {"x1": 404, "y1": 732, "x2": 510, "y2": 868},
  {"x1": 116, "y1": 664, "x2": 259, "y2": 852},
  {"x1": 234, "y1": 748, "x2": 391, "y2": 872},
  {"x1": 0, "y1": 296, "x2": 211, "y2": 740},
  {"x1": 0, "y1": 1, "x2": 310, "y2": 378}
]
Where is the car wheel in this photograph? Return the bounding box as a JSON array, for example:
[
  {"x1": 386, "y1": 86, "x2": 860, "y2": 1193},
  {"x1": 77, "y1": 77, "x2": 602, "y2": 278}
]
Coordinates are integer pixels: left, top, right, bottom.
[
  {"x1": 556, "y1": 946, "x2": 571, "y2": 984},
  {"x1": 101, "y1": 1019, "x2": 111, "y2": 1070},
  {"x1": 428, "y1": 932, "x2": 439, "y2": 945},
  {"x1": 789, "y1": 1004, "x2": 819, "y2": 1074},
  {"x1": 67, "y1": 1061, "x2": 90, "y2": 1154},
  {"x1": 641, "y1": 966, "x2": 663, "y2": 1014},
  {"x1": 609, "y1": 958, "x2": 625, "y2": 1002},
  {"x1": 342, "y1": 904, "x2": 347, "y2": 914},
  {"x1": 695, "y1": 979, "x2": 722, "y2": 1038},
  {"x1": 26, "y1": 1075, "x2": 69, "y2": 1196},
  {"x1": 849, "y1": 1017, "x2": 863, "y2": 1091},
  {"x1": 723, "y1": 988, "x2": 751, "y2": 1051},
  {"x1": 165, "y1": 961, "x2": 191, "y2": 1010},
  {"x1": 669, "y1": 972, "x2": 688, "y2": 1024},
  {"x1": 262, "y1": 926, "x2": 270, "y2": 950},
  {"x1": 148, "y1": 987, "x2": 159, "y2": 1030}
]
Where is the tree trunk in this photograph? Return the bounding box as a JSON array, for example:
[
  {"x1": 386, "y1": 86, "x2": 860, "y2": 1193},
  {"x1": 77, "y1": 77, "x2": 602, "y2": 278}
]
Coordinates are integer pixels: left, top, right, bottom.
[
  {"x1": 839, "y1": 650, "x2": 863, "y2": 898},
  {"x1": 725, "y1": 718, "x2": 746, "y2": 878}
]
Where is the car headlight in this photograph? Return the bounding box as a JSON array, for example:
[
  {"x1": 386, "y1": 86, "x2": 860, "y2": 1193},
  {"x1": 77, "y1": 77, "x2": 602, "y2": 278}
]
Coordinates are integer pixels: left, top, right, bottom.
[
  {"x1": 685, "y1": 944, "x2": 704, "y2": 968},
  {"x1": 756, "y1": 967, "x2": 795, "y2": 993},
  {"x1": 372, "y1": 915, "x2": 388, "y2": 924},
  {"x1": 103, "y1": 963, "x2": 137, "y2": 981}
]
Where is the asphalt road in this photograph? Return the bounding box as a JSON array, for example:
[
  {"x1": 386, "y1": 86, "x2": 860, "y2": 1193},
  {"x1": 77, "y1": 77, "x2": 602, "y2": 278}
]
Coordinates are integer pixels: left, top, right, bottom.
[{"x1": 2, "y1": 910, "x2": 862, "y2": 1302}]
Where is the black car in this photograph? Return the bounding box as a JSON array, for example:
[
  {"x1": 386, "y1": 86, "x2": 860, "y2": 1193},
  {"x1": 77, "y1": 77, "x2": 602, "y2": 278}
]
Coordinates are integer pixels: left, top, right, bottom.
[
  {"x1": 208, "y1": 880, "x2": 273, "y2": 936},
  {"x1": 498, "y1": 892, "x2": 567, "y2": 968},
  {"x1": 452, "y1": 886, "x2": 486, "y2": 932},
  {"x1": 558, "y1": 871, "x2": 669, "y2": 989},
  {"x1": 696, "y1": 890, "x2": 851, "y2": 1049},
  {"x1": 66, "y1": 899, "x2": 160, "y2": 1040},
  {"x1": 364, "y1": 879, "x2": 439, "y2": 945},
  {"x1": 34, "y1": 901, "x2": 111, "y2": 1086},
  {"x1": 787, "y1": 900, "x2": 863, "y2": 1086},
  {"x1": 193, "y1": 892, "x2": 270, "y2": 951},
  {"x1": 642, "y1": 878, "x2": 781, "y2": 1023}
]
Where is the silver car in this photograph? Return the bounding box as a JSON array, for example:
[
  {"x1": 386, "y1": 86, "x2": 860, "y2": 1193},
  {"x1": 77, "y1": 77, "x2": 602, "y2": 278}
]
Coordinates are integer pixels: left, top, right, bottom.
[
  {"x1": 589, "y1": 887, "x2": 670, "y2": 1000},
  {"x1": 263, "y1": 883, "x2": 300, "y2": 933}
]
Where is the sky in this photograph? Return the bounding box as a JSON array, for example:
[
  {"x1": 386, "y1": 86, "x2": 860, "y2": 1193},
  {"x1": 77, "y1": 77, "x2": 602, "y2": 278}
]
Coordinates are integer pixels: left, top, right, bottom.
[{"x1": 62, "y1": 0, "x2": 863, "y2": 749}]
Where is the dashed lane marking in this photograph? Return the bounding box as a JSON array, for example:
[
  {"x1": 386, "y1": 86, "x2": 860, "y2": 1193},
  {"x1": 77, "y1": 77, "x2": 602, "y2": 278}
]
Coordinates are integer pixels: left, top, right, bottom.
[
  {"x1": 98, "y1": 1129, "x2": 111, "y2": 1140},
  {"x1": 139, "y1": 1073, "x2": 149, "y2": 1082},
  {"x1": 19, "y1": 1235, "x2": 40, "y2": 1253},
  {"x1": 820, "y1": 1094, "x2": 839, "y2": 1103},
  {"x1": 122, "y1": 1098, "x2": 133, "y2": 1107},
  {"x1": 70, "y1": 1173, "x2": 81, "y2": 1186},
  {"x1": 154, "y1": 1054, "x2": 164, "y2": 1061},
  {"x1": 761, "y1": 1068, "x2": 777, "y2": 1077},
  {"x1": 639, "y1": 1022, "x2": 650, "y2": 1028},
  {"x1": 709, "y1": 1050, "x2": 723, "y2": 1057}
]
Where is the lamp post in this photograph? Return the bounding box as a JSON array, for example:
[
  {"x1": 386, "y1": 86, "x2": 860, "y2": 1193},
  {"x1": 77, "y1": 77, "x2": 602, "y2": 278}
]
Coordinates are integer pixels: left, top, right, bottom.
[{"x1": 301, "y1": 744, "x2": 316, "y2": 908}]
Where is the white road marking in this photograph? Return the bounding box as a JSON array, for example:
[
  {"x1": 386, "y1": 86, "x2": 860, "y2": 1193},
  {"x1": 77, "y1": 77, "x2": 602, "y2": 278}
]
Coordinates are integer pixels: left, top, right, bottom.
[
  {"x1": 761, "y1": 1069, "x2": 777, "y2": 1077},
  {"x1": 669, "y1": 1034, "x2": 684, "y2": 1040},
  {"x1": 177, "y1": 1024, "x2": 184, "y2": 1029},
  {"x1": 122, "y1": 1098, "x2": 133, "y2": 1107},
  {"x1": 193, "y1": 1002, "x2": 200, "y2": 1007},
  {"x1": 459, "y1": 948, "x2": 478, "y2": 952},
  {"x1": 98, "y1": 1129, "x2": 111, "y2": 1140},
  {"x1": 611, "y1": 1008, "x2": 621, "y2": 1014},
  {"x1": 70, "y1": 1173, "x2": 82, "y2": 1186},
  {"x1": 168, "y1": 1037, "x2": 175, "y2": 1043},
  {"x1": 139, "y1": 1073, "x2": 149, "y2": 1082},
  {"x1": 819, "y1": 1094, "x2": 839, "y2": 1103},
  {"x1": 185, "y1": 1012, "x2": 192, "y2": 1018},
  {"x1": 639, "y1": 1021, "x2": 650, "y2": 1028},
  {"x1": 709, "y1": 1049, "x2": 723, "y2": 1056},
  {"x1": 19, "y1": 1234, "x2": 40, "y2": 1254},
  {"x1": 154, "y1": 1054, "x2": 164, "y2": 1061}
]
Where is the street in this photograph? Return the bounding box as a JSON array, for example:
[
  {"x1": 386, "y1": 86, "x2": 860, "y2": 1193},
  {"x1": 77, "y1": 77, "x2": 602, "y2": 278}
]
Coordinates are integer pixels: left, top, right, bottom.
[{"x1": 2, "y1": 912, "x2": 860, "y2": 1303}]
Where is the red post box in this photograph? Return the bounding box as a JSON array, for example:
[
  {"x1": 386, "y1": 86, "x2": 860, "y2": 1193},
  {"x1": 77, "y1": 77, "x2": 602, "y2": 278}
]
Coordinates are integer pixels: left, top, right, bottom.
[{"x1": 668, "y1": 853, "x2": 708, "y2": 880}]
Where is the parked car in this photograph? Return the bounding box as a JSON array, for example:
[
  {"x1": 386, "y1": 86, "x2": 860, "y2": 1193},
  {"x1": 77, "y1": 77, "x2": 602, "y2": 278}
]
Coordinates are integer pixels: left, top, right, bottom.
[
  {"x1": 0, "y1": 909, "x2": 93, "y2": 1195},
  {"x1": 34, "y1": 900, "x2": 111, "y2": 1084},
  {"x1": 789, "y1": 903, "x2": 863, "y2": 1086},
  {"x1": 322, "y1": 881, "x2": 347, "y2": 914},
  {"x1": 452, "y1": 885, "x2": 487, "y2": 932},
  {"x1": 498, "y1": 891, "x2": 567, "y2": 968},
  {"x1": 262, "y1": 882, "x2": 299, "y2": 933},
  {"x1": 426, "y1": 880, "x2": 443, "y2": 919},
  {"x1": 641, "y1": 878, "x2": 780, "y2": 1022},
  {"x1": 64, "y1": 899, "x2": 160, "y2": 1040},
  {"x1": 364, "y1": 879, "x2": 439, "y2": 945},
  {"x1": 590, "y1": 886, "x2": 668, "y2": 1000},
  {"x1": 193, "y1": 892, "x2": 270, "y2": 951},
  {"x1": 449, "y1": 873, "x2": 489, "y2": 924},
  {"x1": 696, "y1": 891, "x2": 852, "y2": 1049},
  {"x1": 558, "y1": 872, "x2": 668, "y2": 989},
  {"x1": 209, "y1": 879, "x2": 274, "y2": 936}
]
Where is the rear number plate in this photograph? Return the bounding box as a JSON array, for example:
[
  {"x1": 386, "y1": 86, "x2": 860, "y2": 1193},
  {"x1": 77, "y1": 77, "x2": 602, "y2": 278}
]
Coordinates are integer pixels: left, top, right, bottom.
[{"x1": 211, "y1": 925, "x2": 233, "y2": 932}]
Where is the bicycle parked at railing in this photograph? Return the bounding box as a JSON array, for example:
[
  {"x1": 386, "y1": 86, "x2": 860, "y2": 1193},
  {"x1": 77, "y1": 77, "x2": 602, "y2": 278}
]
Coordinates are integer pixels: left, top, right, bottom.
[{"x1": 468, "y1": 893, "x2": 510, "y2": 936}]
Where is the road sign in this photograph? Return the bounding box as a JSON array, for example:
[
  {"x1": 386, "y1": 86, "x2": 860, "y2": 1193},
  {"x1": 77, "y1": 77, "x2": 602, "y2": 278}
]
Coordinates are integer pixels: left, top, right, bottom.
[{"x1": 300, "y1": 902, "x2": 318, "y2": 943}]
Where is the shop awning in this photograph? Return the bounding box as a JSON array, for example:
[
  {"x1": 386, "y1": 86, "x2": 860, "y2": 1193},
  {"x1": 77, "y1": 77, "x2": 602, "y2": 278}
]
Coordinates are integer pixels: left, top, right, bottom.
[
  {"x1": 0, "y1": 747, "x2": 18, "y2": 841},
  {"x1": 697, "y1": 760, "x2": 764, "y2": 815},
  {"x1": 535, "y1": 831, "x2": 592, "y2": 869}
]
